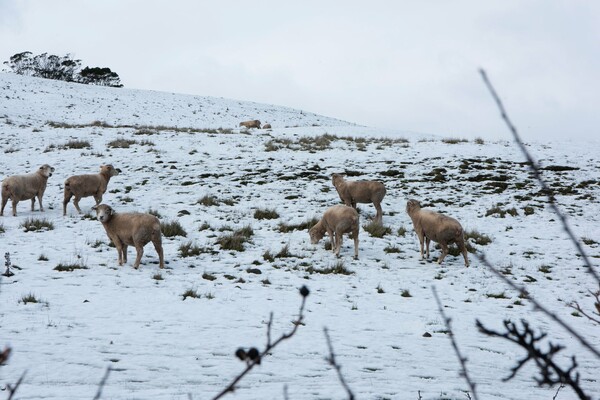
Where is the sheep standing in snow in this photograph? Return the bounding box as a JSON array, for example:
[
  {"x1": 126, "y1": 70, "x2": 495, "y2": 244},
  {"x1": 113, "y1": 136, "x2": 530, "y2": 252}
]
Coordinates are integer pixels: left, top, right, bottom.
[
  {"x1": 93, "y1": 204, "x2": 164, "y2": 269},
  {"x1": 331, "y1": 173, "x2": 386, "y2": 223},
  {"x1": 309, "y1": 205, "x2": 359, "y2": 259},
  {"x1": 405, "y1": 199, "x2": 469, "y2": 267},
  {"x1": 1, "y1": 164, "x2": 55, "y2": 217},
  {"x1": 63, "y1": 164, "x2": 121, "y2": 216},
  {"x1": 239, "y1": 120, "x2": 261, "y2": 129}
]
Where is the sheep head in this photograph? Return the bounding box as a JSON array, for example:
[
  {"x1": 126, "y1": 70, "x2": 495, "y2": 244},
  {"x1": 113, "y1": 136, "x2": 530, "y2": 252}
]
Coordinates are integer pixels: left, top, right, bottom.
[
  {"x1": 331, "y1": 173, "x2": 344, "y2": 187},
  {"x1": 309, "y1": 224, "x2": 325, "y2": 244},
  {"x1": 93, "y1": 204, "x2": 115, "y2": 223},
  {"x1": 406, "y1": 199, "x2": 422, "y2": 215},
  {"x1": 39, "y1": 164, "x2": 55, "y2": 178},
  {"x1": 100, "y1": 164, "x2": 121, "y2": 177}
]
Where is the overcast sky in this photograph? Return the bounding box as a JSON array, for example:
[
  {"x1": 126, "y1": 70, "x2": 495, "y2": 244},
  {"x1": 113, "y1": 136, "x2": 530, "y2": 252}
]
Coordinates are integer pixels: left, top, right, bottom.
[{"x1": 1, "y1": 0, "x2": 599, "y2": 141}]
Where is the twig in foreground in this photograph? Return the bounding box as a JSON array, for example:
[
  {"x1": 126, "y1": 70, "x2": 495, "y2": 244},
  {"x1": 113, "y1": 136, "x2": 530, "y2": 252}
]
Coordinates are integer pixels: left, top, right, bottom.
[
  {"x1": 324, "y1": 327, "x2": 355, "y2": 400},
  {"x1": 210, "y1": 285, "x2": 309, "y2": 400},
  {"x1": 476, "y1": 253, "x2": 600, "y2": 359},
  {"x1": 479, "y1": 68, "x2": 599, "y2": 288},
  {"x1": 5, "y1": 370, "x2": 27, "y2": 400},
  {"x1": 93, "y1": 366, "x2": 113, "y2": 400},
  {"x1": 432, "y1": 286, "x2": 479, "y2": 400}
]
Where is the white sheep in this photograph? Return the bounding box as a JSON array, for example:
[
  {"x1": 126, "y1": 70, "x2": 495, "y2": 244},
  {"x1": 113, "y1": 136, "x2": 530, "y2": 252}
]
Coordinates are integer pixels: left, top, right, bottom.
[
  {"x1": 1, "y1": 164, "x2": 55, "y2": 217},
  {"x1": 309, "y1": 205, "x2": 359, "y2": 259},
  {"x1": 405, "y1": 199, "x2": 469, "y2": 267},
  {"x1": 331, "y1": 173, "x2": 386, "y2": 223},
  {"x1": 92, "y1": 204, "x2": 164, "y2": 269},
  {"x1": 239, "y1": 120, "x2": 261, "y2": 129},
  {"x1": 63, "y1": 164, "x2": 121, "y2": 216}
]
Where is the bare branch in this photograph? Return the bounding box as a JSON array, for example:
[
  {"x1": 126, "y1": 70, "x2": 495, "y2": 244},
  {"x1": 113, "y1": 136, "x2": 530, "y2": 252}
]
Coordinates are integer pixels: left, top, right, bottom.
[
  {"x1": 479, "y1": 68, "x2": 600, "y2": 288},
  {"x1": 569, "y1": 290, "x2": 600, "y2": 325},
  {"x1": 323, "y1": 327, "x2": 355, "y2": 400},
  {"x1": 476, "y1": 253, "x2": 600, "y2": 359},
  {"x1": 6, "y1": 370, "x2": 27, "y2": 400},
  {"x1": 93, "y1": 366, "x2": 113, "y2": 400},
  {"x1": 210, "y1": 286, "x2": 309, "y2": 400},
  {"x1": 432, "y1": 287, "x2": 479, "y2": 400},
  {"x1": 477, "y1": 319, "x2": 590, "y2": 400}
]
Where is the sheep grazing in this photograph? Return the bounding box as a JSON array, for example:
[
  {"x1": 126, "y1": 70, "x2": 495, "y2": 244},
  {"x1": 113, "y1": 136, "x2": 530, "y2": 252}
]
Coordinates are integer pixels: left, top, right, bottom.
[
  {"x1": 405, "y1": 199, "x2": 469, "y2": 267},
  {"x1": 93, "y1": 204, "x2": 164, "y2": 269},
  {"x1": 239, "y1": 119, "x2": 261, "y2": 129},
  {"x1": 309, "y1": 205, "x2": 359, "y2": 259},
  {"x1": 63, "y1": 164, "x2": 121, "y2": 216},
  {"x1": 261, "y1": 123, "x2": 272, "y2": 129},
  {"x1": 331, "y1": 173, "x2": 386, "y2": 223},
  {"x1": 1, "y1": 164, "x2": 55, "y2": 217}
]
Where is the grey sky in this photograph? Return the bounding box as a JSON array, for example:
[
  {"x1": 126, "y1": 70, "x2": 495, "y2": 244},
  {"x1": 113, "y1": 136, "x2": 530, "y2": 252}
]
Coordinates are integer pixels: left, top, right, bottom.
[{"x1": 1, "y1": 0, "x2": 599, "y2": 140}]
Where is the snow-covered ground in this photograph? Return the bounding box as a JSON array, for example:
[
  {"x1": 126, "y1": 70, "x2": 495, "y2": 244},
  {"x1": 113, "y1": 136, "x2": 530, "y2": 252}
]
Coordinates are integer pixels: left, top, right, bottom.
[{"x1": 1, "y1": 73, "x2": 599, "y2": 399}]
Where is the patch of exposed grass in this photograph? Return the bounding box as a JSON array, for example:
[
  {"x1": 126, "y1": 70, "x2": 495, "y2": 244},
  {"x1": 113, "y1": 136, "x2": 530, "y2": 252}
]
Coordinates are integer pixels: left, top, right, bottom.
[
  {"x1": 275, "y1": 244, "x2": 295, "y2": 258},
  {"x1": 61, "y1": 139, "x2": 91, "y2": 149},
  {"x1": 0, "y1": 223, "x2": 5, "y2": 234},
  {"x1": 383, "y1": 245, "x2": 402, "y2": 254},
  {"x1": 376, "y1": 285, "x2": 385, "y2": 294},
  {"x1": 473, "y1": 137, "x2": 485, "y2": 145},
  {"x1": 107, "y1": 138, "x2": 138, "y2": 148},
  {"x1": 363, "y1": 222, "x2": 391, "y2": 238},
  {"x1": 306, "y1": 261, "x2": 353, "y2": 275},
  {"x1": 20, "y1": 293, "x2": 46, "y2": 305},
  {"x1": 217, "y1": 225, "x2": 254, "y2": 251},
  {"x1": 152, "y1": 273, "x2": 164, "y2": 281},
  {"x1": 179, "y1": 241, "x2": 206, "y2": 257},
  {"x1": 20, "y1": 218, "x2": 54, "y2": 232},
  {"x1": 401, "y1": 289, "x2": 412, "y2": 298},
  {"x1": 485, "y1": 204, "x2": 519, "y2": 218},
  {"x1": 147, "y1": 208, "x2": 162, "y2": 218},
  {"x1": 263, "y1": 250, "x2": 275, "y2": 262},
  {"x1": 254, "y1": 208, "x2": 280, "y2": 220},
  {"x1": 54, "y1": 261, "x2": 88, "y2": 272},
  {"x1": 182, "y1": 288, "x2": 200, "y2": 300},
  {"x1": 38, "y1": 254, "x2": 49, "y2": 261},
  {"x1": 485, "y1": 292, "x2": 508, "y2": 299},
  {"x1": 197, "y1": 195, "x2": 220, "y2": 206},
  {"x1": 441, "y1": 137, "x2": 468, "y2": 144},
  {"x1": 465, "y1": 229, "x2": 492, "y2": 246},
  {"x1": 202, "y1": 272, "x2": 217, "y2": 281},
  {"x1": 278, "y1": 217, "x2": 319, "y2": 233},
  {"x1": 397, "y1": 226, "x2": 408, "y2": 237},
  {"x1": 582, "y1": 237, "x2": 598, "y2": 246},
  {"x1": 161, "y1": 220, "x2": 187, "y2": 238}
]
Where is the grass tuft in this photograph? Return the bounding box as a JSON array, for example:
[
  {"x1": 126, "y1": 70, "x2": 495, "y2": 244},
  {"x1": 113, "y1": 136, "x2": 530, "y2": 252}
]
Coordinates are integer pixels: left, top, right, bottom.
[
  {"x1": 161, "y1": 220, "x2": 187, "y2": 238},
  {"x1": 20, "y1": 218, "x2": 54, "y2": 232},
  {"x1": 363, "y1": 222, "x2": 391, "y2": 238}
]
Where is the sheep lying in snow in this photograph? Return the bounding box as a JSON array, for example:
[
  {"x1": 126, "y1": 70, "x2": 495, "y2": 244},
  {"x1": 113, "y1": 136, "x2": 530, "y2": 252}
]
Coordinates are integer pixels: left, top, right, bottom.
[
  {"x1": 405, "y1": 199, "x2": 469, "y2": 267},
  {"x1": 239, "y1": 119, "x2": 261, "y2": 129},
  {"x1": 262, "y1": 123, "x2": 272, "y2": 129},
  {"x1": 331, "y1": 173, "x2": 386, "y2": 223},
  {"x1": 1, "y1": 164, "x2": 55, "y2": 217},
  {"x1": 63, "y1": 164, "x2": 121, "y2": 216},
  {"x1": 309, "y1": 205, "x2": 359, "y2": 259},
  {"x1": 93, "y1": 204, "x2": 164, "y2": 269}
]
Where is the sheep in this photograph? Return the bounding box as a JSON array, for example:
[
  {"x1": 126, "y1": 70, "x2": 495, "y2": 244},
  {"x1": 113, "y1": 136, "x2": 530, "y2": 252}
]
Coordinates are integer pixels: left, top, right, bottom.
[
  {"x1": 63, "y1": 164, "x2": 121, "y2": 216},
  {"x1": 331, "y1": 173, "x2": 386, "y2": 223},
  {"x1": 261, "y1": 123, "x2": 272, "y2": 129},
  {"x1": 92, "y1": 204, "x2": 164, "y2": 269},
  {"x1": 1, "y1": 164, "x2": 55, "y2": 217},
  {"x1": 239, "y1": 119, "x2": 261, "y2": 129},
  {"x1": 405, "y1": 199, "x2": 469, "y2": 267},
  {"x1": 309, "y1": 205, "x2": 359, "y2": 259}
]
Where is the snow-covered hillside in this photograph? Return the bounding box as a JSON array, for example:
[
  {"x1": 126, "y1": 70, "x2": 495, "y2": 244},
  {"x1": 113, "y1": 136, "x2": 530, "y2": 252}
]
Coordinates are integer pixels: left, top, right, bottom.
[{"x1": 0, "y1": 73, "x2": 599, "y2": 400}]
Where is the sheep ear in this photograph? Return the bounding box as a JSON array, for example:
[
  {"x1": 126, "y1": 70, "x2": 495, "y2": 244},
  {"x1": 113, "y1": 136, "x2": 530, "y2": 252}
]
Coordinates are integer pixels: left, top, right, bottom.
[
  {"x1": 91, "y1": 205, "x2": 98, "y2": 211},
  {"x1": 109, "y1": 207, "x2": 115, "y2": 215}
]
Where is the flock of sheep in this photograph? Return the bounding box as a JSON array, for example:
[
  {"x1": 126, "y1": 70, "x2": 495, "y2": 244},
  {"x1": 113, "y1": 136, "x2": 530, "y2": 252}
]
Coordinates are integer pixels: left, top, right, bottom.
[{"x1": 1, "y1": 160, "x2": 470, "y2": 269}]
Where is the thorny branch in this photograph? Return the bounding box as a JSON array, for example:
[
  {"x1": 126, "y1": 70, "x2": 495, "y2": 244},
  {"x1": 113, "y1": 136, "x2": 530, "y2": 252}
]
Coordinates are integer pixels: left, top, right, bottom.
[
  {"x1": 476, "y1": 253, "x2": 600, "y2": 359},
  {"x1": 479, "y1": 68, "x2": 600, "y2": 288},
  {"x1": 210, "y1": 286, "x2": 309, "y2": 400},
  {"x1": 432, "y1": 287, "x2": 479, "y2": 400},
  {"x1": 477, "y1": 319, "x2": 590, "y2": 400},
  {"x1": 323, "y1": 327, "x2": 355, "y2": 400}
]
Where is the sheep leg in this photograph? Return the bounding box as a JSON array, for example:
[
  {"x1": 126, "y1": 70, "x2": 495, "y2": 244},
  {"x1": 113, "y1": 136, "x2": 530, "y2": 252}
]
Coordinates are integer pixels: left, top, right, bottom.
[
  {"x1": 374, "y1": 202, "x2": 383, "y2": 224},
  {"x1": 335, "y1": 229, "x2": 344, "y2": 257},
  {"x1": 418, "y1": 233, "x2": 425, "y2": 259},
  {"x1": 438, "y1": 243, "x2": 448, "y2": 265},
  {"x1": 152, "y1": 233, "x2": 164, "y2": 268},
  {"x1": 327, "y1": 229, "x2": 335, "y2": 253},
  {"x1": 458, "y1": 239, "x2": 469, "y2": 267},
  {"x1": 122, "y1": 245, "x2": 128, "y2": 263},
  {"x1": 11, "y1": 199, "x2": 18, "y2": 217},
  {"x1": 353, "y1": 228, "x2": 359, "y2": 260},
  {"x1": 94, "y1": 193, "x2": 103, "y2": 205},
  {"x1": 425, "y1": 237, "x2": 431, "y2": 259},
  {"x1": 0, "y1": 193, "x2": 8, "y2": 216},
  {"x1": 114, "y1": 242, "x2": 125, "y2": 266},
  {"x1": 133, "y1": 245, "x2": 144, "y2": 269},
  {"x1": 37, "y1": 192, "x2": 44, "y2": 212},
  {"x1": 63, "y1": 190, "x2": 73, "y2": 216},
  {"x1": 73, "y1": 196, "x2": 82, "y2": 214},
  {"x1": 31, "y1": 197, "x2": 36, "y2": 211}
]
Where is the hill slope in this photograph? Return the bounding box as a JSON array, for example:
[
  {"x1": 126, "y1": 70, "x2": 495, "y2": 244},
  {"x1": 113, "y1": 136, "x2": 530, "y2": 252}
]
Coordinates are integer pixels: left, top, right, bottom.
[{"x1": 0, "y1": 74, "x2": 599, "y2": 400}]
